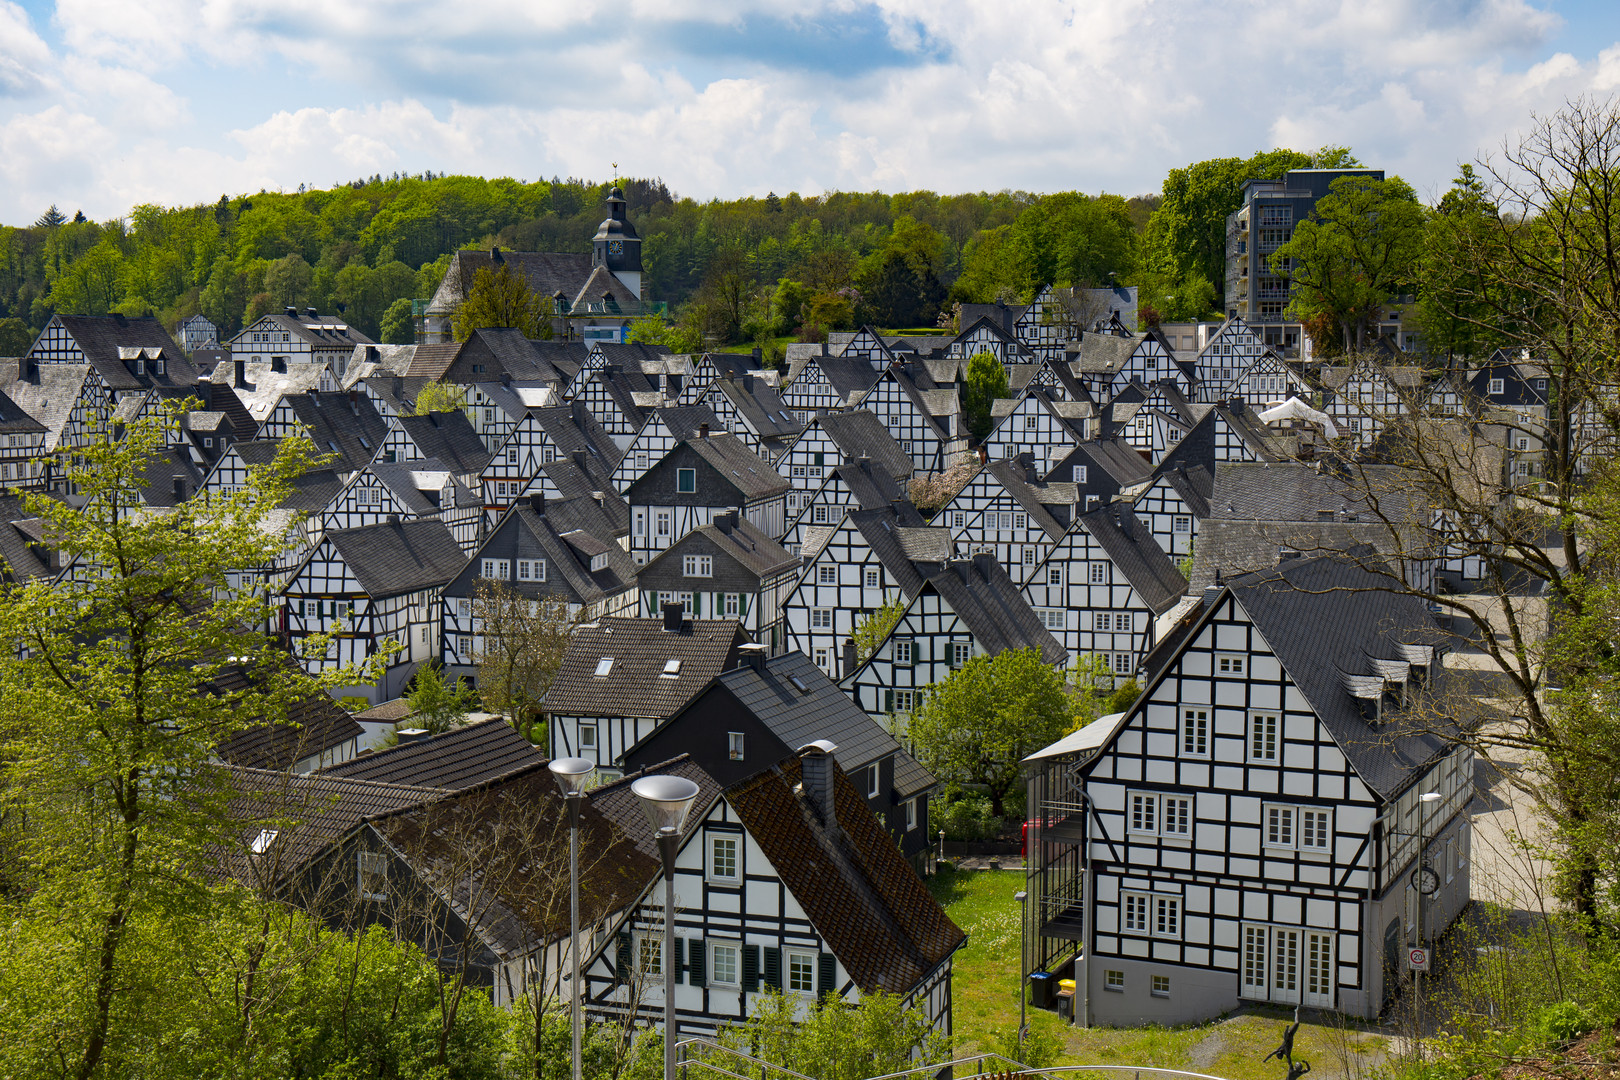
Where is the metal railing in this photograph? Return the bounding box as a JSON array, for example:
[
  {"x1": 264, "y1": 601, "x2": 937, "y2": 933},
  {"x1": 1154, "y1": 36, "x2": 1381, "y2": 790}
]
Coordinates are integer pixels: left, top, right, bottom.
[{"x1": 672, "y1": 1039, "x2": 1237, "y2": 1080}]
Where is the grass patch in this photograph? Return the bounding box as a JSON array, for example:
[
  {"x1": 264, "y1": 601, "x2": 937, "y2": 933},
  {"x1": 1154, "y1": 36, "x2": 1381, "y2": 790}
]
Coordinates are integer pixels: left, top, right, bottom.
[{"x1": 928, "y1": 866, "x2": 1390, "y2": 1075}]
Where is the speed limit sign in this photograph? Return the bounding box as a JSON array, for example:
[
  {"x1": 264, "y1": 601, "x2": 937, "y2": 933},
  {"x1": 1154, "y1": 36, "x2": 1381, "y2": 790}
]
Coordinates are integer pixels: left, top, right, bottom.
[{"x1": 1408, "y1": 947, "x2": 1430, "y2": 971}]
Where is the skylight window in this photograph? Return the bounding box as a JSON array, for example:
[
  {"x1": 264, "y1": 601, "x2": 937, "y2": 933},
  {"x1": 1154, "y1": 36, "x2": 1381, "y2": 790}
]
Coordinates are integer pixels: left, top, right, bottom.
[
  {"x1": 788, "y1": 675, "x2": 809, "y2": 693},
  {"x1": 328, "y1": 440, "x2": 340, "y2": 453},
  {"x1": 594, "y1": 657, "x2": 614, "y2": 677},
  {"x1": 250, "y1": 829, "x2": 278, "y2": 855},
  {"x1": 662, "y1": 659, "x2": 682, "y2": 677}
]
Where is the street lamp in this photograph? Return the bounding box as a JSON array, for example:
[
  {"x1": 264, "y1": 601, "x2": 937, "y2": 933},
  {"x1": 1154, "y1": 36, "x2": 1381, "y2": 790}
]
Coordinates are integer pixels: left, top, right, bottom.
[
  {"x1": 633, "y1": 774, "x2": 702, "y2": 1080},
  {"x1": 1013, "y1": 890, "x2": 1029, "y2": 1054},
  {"x1": 548, "y1": 756, "x2": 595, "y2": 1080},
  {"x1": 1416, "y1": 791, "x2": 1442, "y2": 1052}
]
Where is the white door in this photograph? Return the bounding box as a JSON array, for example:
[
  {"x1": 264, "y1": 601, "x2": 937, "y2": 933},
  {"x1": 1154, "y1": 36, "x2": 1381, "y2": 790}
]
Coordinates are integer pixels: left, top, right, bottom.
[
  {"x1": 1271, "y1": 928, "x2": 1301, "y2": 1005},
  {"x1": 1304, "y1": 931, "x2": 1335, "y2": 1008},
  {"x1": 1241, "y1": 925, "x2": 1269, "y2": 1001}
]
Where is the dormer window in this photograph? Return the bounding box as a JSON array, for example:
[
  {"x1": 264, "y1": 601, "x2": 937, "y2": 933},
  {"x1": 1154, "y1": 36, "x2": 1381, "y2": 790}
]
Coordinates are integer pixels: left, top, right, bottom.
[{"x1": 594, "y1": 657, "x2": 614, "y2": 677}]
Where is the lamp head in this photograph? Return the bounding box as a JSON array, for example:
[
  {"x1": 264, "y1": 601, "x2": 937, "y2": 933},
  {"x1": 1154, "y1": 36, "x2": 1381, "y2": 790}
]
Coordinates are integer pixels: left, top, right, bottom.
[
  {"x1": 1014, "y1": 891, "x2": 1028, "y2": 902},
  {"x1": 548, "y1": 756, "x2": 595, "y2": 796},
  {"x1": 1420, "y1": 791, "x2": 1442, "y2": 803},
  {"x1": 632, "y1": 774, "x2": 702, "y2": 836}
]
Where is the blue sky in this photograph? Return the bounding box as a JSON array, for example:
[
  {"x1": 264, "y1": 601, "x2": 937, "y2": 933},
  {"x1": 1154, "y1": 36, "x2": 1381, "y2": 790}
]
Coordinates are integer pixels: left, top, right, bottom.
[{"x1": 4, "y1": 0, "x2": 1620, "y2": 225}]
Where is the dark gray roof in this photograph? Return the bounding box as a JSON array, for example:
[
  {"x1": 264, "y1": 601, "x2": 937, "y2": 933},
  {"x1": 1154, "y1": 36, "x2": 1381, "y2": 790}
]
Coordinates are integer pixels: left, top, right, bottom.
[
  {"x1": 319, "y1": 518, "x2": 467, "y2": 599},
  {"x1": 653, "y1": 404, "x2": 720, "y2": 441},
  {"x1": 715, "y1": 651, "x2": 904, "y2": 772},
  {"x1": 1224, "y1": 556, "x2": 1461, "y2": 800},
  {"x1": 322, "y1": 718, "x2": 544, "y2": 790},
  {"x1": 542, "y1": 617, "x2": 749, "y2": 719},
  {"x1": 535, "y1": 456, "x2": 630, "y2": 536},
  {"x1": 848, "y1": 505, "x2": 945, "y2": 597},
  {"x1": 708, "y1": 373, "x2": 800, "y2": 439},
  {"x1": 0, "y1": 492, "x2": 62, "y2": 581},
  {"x1": 0, "y1": 386, "x2": 47, "y2": 433},
  {"x1": 278, "y1": 392, "x2": 390, "y2": 474},
  {"x1": 222, "y1": 438, "x2": 346, "y2": 512},
  {"x1": 639, "y1": 511, "x2": 797, "y2": 581},
  {"x1": 985, "y1": 459, "x2": 1072, "y2": 540},
  {"x1": 429, "y1": 250, "x2": 595, "y2": 317},
  {"x1": 1148, "y1": 462, "x2": 1214, "y2": 519},
  {"x1": 832, "y1": 457, "x2": 911, "y2": 511},
  {"x1": 393, "y1": 410, "x2": 493, "y2": 476},
  {"x1": 367, "y1": 458, "x2": 476, "y2": 516},
  {"x1": 1188, "y1": 518, "x2": 1423, "y2": 592},
  {"x1": 500, "y1": 497, "x2": 637, "y2": 603},
  {"x1": 1054, "y1": 437, "x2": 1153, "y2": 488},
  {"x1": 529, "y1": 402, "x2": 622, "y2": 468},
  {"x1": 787, "y1": 353, "x2": 883, "y2": 402},
  {"x1": 1067, "y1": 332, "x2": 1147, "y2": 374},
  {"x1": 924, "y1": 555, "x2": 1068, "y2": 664},
  {"x1": 133, "y1": 447, "x2": 208, "y2": 506},
  {"x1": 681, "y1": 435, "x2": 791, "y2": 500},
  {"x1": 210, "y1": 655, "x2": 365, "y2": 772},
  {"x1": 809, "y1": 411, "x2": 912, "y2": 481},
  {"x1": 1078, "y1": 504, "x2": 1189, "y2": 615},
  {"x1": 1208, "y1": 462, "x2": 1427, "y2": 523},
  {"x1": 586, "y1": 755, "x2": 725, "y2": 863},
  {"x1": 47, "y1": 314, "x2": 199, "y2": 391}
]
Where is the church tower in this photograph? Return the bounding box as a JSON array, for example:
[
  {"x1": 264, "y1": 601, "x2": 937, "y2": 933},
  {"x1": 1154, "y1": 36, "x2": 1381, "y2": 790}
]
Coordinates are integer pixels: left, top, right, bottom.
[{"x1": 592, "y1": 186, "x2": 642, "y2": 300}]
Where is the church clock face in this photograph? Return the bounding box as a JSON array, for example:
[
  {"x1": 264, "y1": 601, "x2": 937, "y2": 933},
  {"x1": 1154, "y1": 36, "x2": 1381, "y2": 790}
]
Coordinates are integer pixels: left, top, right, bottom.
[{"x1": 608, "y1": 239, "x2": 624, "y2": 256}]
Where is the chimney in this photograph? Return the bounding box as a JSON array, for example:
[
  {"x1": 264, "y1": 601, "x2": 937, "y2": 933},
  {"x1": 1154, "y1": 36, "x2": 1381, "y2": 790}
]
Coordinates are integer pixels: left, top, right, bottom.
[
  {"x1": 661, "y1": 601, "x2": 684, "y2": 632},
  {"x1": 349, "y1": 389, "x2": 360, "y2": 415},
  {"x1": 699, "y1": 422, "x2": 709, "y2": 439},
  {"x1": 284, "y1": 306, "x2": 297, "y2": 318},
  {"x1": 716, "y1": 510, "x2": 737, "y2": 534},
  {"x1": 530, "y1": 492, "x2": 546, "y2": 515},
  {"x1": 796, "y1": 740, "x2": 839, "y2": 829},
  {"x1": 304, "y1": 307, "x2": 317, "y2": 320},
  {"x1": 271, "y1": 357, "x2": 286, "y2": 374},
  {"x1": 386, "y1": 513, "x2": 400, "y2": 525},
  {"x1": 396, "y1": 728, "x2": 431, "y2": 745},
  {"x1": 590, "y1": 490, "x2": 605, "y2": 506},
  {"x1": 1202, "y1": 585, "x2": 1221, "y2": 607},
  {"x1": 172, "y1": 477, "x2": 186, "y2": 502},
  {"x1": 737, "y1": 642, "x2": 767, "y2": 671},
  {"x1": 572, "y1": 449, "x2": 587, "y2": 471},
  {"x1": 233, "y1": 359, "x2": 246, "y2": 388},
  {"x1": 501, "y1": 371, "x2": 512, "y2": 388},
  {"x1": 841, "y1": 638, "x2": 857, "y2": 679},
  {"x1": 751, "y1": 346, "x2": 761, "y2": 363}
]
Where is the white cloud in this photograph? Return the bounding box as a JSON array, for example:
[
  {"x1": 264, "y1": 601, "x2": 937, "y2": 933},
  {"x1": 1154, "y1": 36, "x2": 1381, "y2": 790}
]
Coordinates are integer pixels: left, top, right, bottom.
[{"x1": 6, "y1": 0, "x2": 1620, "y2": 224}]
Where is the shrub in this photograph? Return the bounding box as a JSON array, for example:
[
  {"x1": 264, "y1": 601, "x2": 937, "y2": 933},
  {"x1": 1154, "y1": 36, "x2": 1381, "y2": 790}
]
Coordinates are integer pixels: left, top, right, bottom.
[
  {"x1": 936, "y1": 793, "x2": 1004, "y2": 842},
  {"x1": 1534, "y1": 1001, "x2": 1596, "y2": 1047}
]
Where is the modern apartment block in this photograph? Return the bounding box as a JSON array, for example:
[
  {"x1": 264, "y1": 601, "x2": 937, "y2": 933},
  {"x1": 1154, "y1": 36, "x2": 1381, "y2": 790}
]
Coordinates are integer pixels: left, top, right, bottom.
[{"x1": 1224, "y1": 169, "x2": 1386, "y2": 353}]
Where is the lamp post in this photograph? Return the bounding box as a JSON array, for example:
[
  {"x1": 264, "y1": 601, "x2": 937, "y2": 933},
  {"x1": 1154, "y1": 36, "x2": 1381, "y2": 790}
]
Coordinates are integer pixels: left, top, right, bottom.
[
  {"x1": 1415, "y1": 791, "x2": 1442, "y2": 1054},
  {"x1": 1013, "y1": 890, "x2": 1029, "y2": 1053},
  {"x1": 548, "y1": 756, "x2": 596, "y2": 1080},
  {"x1": 633, "y1": 774, "x2": 702, "y2": 1080}
]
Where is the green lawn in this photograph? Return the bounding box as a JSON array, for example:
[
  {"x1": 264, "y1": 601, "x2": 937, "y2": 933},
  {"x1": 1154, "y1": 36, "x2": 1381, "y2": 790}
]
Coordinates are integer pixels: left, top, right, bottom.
[{"x1": 928, "y1": 867, "x2": 1390, "y2": 1078}]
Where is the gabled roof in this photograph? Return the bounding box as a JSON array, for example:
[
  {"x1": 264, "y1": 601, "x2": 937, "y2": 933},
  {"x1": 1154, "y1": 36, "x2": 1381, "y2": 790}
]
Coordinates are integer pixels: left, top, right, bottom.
[
  {"x1": 526, "y1": 402, "x2": 623, "y2": 468},
  {"x1": 132, "y1": 446, "x2": 208, "y2": 506},
  {"x1": 2, "y1": 363, "x2": 94, "y2": 450},
  {"x1": 366, "y1": 458, "x2": 476, "y2": 516},
  {"x1": 1055, "y1": 437, "x2": 1153, "y2": 488},
  {"x1": 1077, "y1": 504, "x2": 1189, "y2": 615},
  {"x1": 785, "y1": 352, "x2": 884, "y2": 404},
  {"x1": 393, "y1": 410, "x2": 493, "y2": 476},
  {"x1": 46, "y1": 314, "x2": 199, "y2": 391},
  {"x1": 640, "y1": 511, "x2": 797, "y2": 580},
  {"x1": 534, "y1": 457, "x2": 631, "y2": 537},
  {"x1": 650, "y1": 404, "x2": 720, "y2": 442},
  {"x1": 725, "y1": 755, "x2": 965, "y2": 995},
  {"x1": 318, "y1": 517, "x2": 467, "y2": 599},
  {"x1": 1066, "y1": 332, "x2": 1149, "y2": 375},
  {"x1": 711, "y1": 651, "x2": 907, "y2": 772},
  {"x1": 484, "y1": 497, "x2": 637, "y2": 604},
  {"x1": 274, "y1": 391, "x2": 390, "y2": 474},
  {"x1": 542, "y1": 617, "x2": 749, "y2": 718},
  {"x1": 0, "y1": 492, "x2": 62, "y2": 581},
  {"x1": 404, "y1": 343, "x2": 465, "y2": 380},
  {"x1": 670, "y1": 434, "x2": 790, "y2": 500},
  {"x1": 221, "y1": 438, "x2": 346, "y2": 512},
  {"x1": 708, "y1": 373, "x2": 801, "y2": 439},
  {"x1": 211, "y1": 655, "x2": 365, "y2": 772},
  {"x1": 1147, "y1": 461, "x2": 1214, "y2": 519},
  {"x1": 428, "y1": 250, "x2": 595, "y2": 317},
  {"x1": 832, "y1": 456, "x2": 913, "y2": 511},
  {"x1": 247, "y1": 311, "x2": 377, "y2": 352},
  {"x1": 845, "y1": 505, "x2": 947, "y2": 597},
  {"x1": 924, "y1": 555, "x2": 1068, "y2": 664},
  {"x1": 322, "y1": 718, "x2": 545, "y2": 790},
  {"x1": 803, "y1": 410, "x2": 912, "y2": 481},
  {"x1": 212, "y1": 362, "x2": 326, "y2": 422},
  {"x1": 984, "y1": 458, "x2": 1074, "y2": 540}
]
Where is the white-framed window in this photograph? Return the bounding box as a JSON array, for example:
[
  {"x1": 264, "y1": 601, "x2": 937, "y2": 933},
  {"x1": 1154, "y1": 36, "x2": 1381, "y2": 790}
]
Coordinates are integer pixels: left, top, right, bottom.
[
  {"x1": 710, "y1": 941, "x2": 740, "y2": 986},
  {"x1": 1090, "y1": 563, "x2": 1106, "y2": 584},
  {"x1": 677, "y1": 468, "x2": 697, "y2": 493},
  {"x1": 683, "y1": 555, "x2": 713, "y2": 578},
  {"x1": 1122, "y1": 892, "x2": 1180, "y2": 938},
  {"x1": 634, "y1": 510, "x2": 647, "y2": 536},
  {"x1": 656, "y1": 511, "x2": 671, "y2": 536},
  {"x1": 1104, "y1": 969, "x2": 1124, "y2": 991},
  {"x1": 517, "y1": 559, "x2": 547, "y2": 582},
  {"x1": 578, "y1": 723, "x2": 598, "y2": 751},
  {"x1": 1265, "y1": 804, "x2": 1296, "y2": 848},
  {"x1": 865, "y1": 763, "x2": 880, "y2": 797},
  {"x1": 787, "y1": 951, "x2": 816, "y2": 994},
  {"x1": 1250, "y1": 712, "x2": 1279, "y2": 761},
  {"x1": 481, "y1": 558, "x2": 510, "y2": 579},
  {"x1": 864, "y1": 568, "x2": 880, "y2": 589},
  {"x1": 1025, "y1": 415, "x2": 1038, "y2": 430},
  {"x1": 813, "y1": 504, "x2": 829, "y2": 523},
  {"x1": 708, "y1": 833, "x2": 740, "y2": 883},
  {"x1": 1154, "y1": 895, "x2": 1181, "y2": 937},
  {"x1": 1459, "y1": 822, "x2": 1470, "y2": 867},
  {"x1": 894, "y1": 688, "x2": 914, "y2": 713},
  {"x1": 893, "y1": 638, "x2": 913, "y2": 665},
  {"x1": 357, "y1": 850, "x2": 389, "y2": 900},
  {"x1": 1075, "y1": 465, "x2": 1088, "y2": 483},
  {"x1": 1039, "y1": 608, "x2": 1065, "y2": 631},
  {"x1": 1488, "y1": 378, "x2": 1505, "y2": 395},
  {"x1": 951, "y1": 640, "x2": 972, "y2": 667},
  {"x1": 952, "y1": 511, "x2": 965, "y2": 528},
  {"x1": 1130, "y1": 792, "x2": 1191, "y2": 837},
  {"x1": 1163, "y1": 796, "x2": 1191, "y2": 836},
  {"x1": 1112, "y1": 652, "x2": 1132, "y2": 675},
  {"x1": 904, "y1": 798, "x2": 917, "y2": 830},
  {"x1": 1022, "y1": 546, "x2": 1036, "y2": 566},
  {"x1": 639, "y1": 935, "x2": 662, "y2": 975},
  {"x1": 1047, "y1": 566, "x2": 1063, "y2": 586},
  {"x1": 1216, "y1": 652, "x2": 1246, "y2": 675},
  {"x1": 727, "y1": 731, "x2": 745, "y2": 761},
  {"x1": 818, "y1": 565, "x2": 836, "y2": 584},
  {"x1": 813, "y1": 646, "x2": 830, "y2": 672},
  {"x1": 1151, "y1": 974, "x2": 1170, "y2": 997},
  {"x1": 1181, "y1": 708, "x2": 1208, "y2": 757},
  {"x1": 1301, "y1": 808, "x2": 1331, "y2": 851},
  {"x1": 1014, "y1": 512, "x2": 1027, "y2": 528},
  {"x1": 459, "y1": 635, "x2": 472, "y2": 656},
  {"x1": 810, "y1": 608, "x2": 832, "y2": 629},
  {"x1": 1129, "y1": 793, "x2": 1158, "y2": 834},
  {"x1": 1122, "y1": 891, "x2": 1150, "y2": 933},
  {"x1": 678, "y1": 591, "x2": 694, "y2": 614},
  {"x1": 635, "y1": 451, "x2": 649, "y2": 470}
]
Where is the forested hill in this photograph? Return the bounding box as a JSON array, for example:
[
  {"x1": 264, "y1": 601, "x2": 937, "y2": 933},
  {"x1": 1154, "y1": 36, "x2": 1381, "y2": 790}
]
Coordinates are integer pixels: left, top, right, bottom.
[{"x1": 0, "y1": 149, "x2": 1354, "y2": 352}]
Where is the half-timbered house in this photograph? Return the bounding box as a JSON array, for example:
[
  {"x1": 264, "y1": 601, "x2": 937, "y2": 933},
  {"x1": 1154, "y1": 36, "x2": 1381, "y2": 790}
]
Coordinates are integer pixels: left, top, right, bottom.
[
  {"x1": 440, "y1": 493, "x2": 639, "y2": 682},
  {"x1": 776, "y1": 410, "x2": 911, "y2": 519},
  {"x1": 544, "y1": 612, "x2": 749, "y2": 775},
  {"x1": 478, "y1": 402, "x2": 621, "y2": 516},
  {"x1": 226, "y1": 308, "x2": 376, "y2": 371},
  {"x1": 1021, "y1": 555, "x2": 1473, "y2": 1024},
  {"x1": 843, "y1": 554, "x2": 1068, "y2": 731},
  {"x1": 623, "y1": 434, "x2": 789, "y2": 564},
  {"x1": 780, "y1": 350, "x2": 881, "y2": 422},
  {"x1": 611, "y1": 406, "x2": 718, "y2": 493},
  {"x1": 378, "y1": 409, "x2": 493, "y2": 488},
  {"x1": 27, "y1": 313, "x2": 201, "y2": 402},
  {"x1": 937, "y1": 456, "x2": 1076, "y2": 584},
  {"x1": 579, "y1": 742, "x2": 964, "y2": 1037},
  {"x1": 257, "y1": 389, "x2": 389, "y2": 477},
  {"x1": 1132, "y1": 463, "x2": 1213, "y2": 559},
  {"x1": 1065, "y1": 330, "x2": 1186, "y2": 402},
  {"x1": 320, "y1": 458, "x2": 483, "y2": 551},
  {"x1": 982, "y1": 387, "x2": 1093, "y2": 473},
  {"x1": 1319, "y1": 359, "x2": 1423, "y2": 448},
  {"x1": 780, "y1": 455, "x2": 913, "y2": 556},
  {"x1": 861, "y1": 364, "x2": 964, "y2": 474},
  {"x1": 948, "y1": 313, "x2": 1036, "y2": 368},
  {"x1": 281, "y1": 517, "x2": 468, "y2": 703},
  {"x1": 625, "y1": 648, "x2": 940, "y2": 863},
  {"x1": 699, "y1": 372, "x2": 801, "y2": 462},
  {"x1": 463, "y1": 380, "x2": 555, "y2": 452},
  {"x1": 1049, "y1": 437, "x2": 1154, "y2": 511},
  {"x1": 634, "y1": 511, "x2": 798, "y2": 652}
]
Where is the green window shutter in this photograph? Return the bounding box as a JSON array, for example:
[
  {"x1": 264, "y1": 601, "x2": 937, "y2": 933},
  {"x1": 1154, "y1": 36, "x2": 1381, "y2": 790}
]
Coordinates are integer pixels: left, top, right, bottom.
[
  {"x1": 885, "y1": 689, "x2": 894, "y2": 712},
  {"x1": 742, "y1": 944, "x2": 760, "y2": 990},
  {"x1": 689, "y1": 938, "x2": 707, "y2": 988},
  {"x1": 763, "y1": 946, "x2": 782, "y2": 990},
  {"x1": 818, "y1": 953, "x2": 837, "y2": 996},
  {"x1": 814, "y1": 451, "x2": 824, "y2": 466},
  {"x1": 672, "y1": 937, "x2": 685, "y2": 983},
  {"x1": 615, "y1": 932, "x2": 632, "y2": 981}
]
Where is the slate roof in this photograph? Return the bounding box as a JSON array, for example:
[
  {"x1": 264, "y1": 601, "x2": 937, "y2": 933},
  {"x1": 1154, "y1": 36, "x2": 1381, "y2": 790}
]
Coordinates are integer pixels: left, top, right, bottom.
[
  {"x1": 1053, "y1": 437, "x2": 1153, "y2": 488},
  {"x1": 535, "y1": 457, "x2": 630, "y2": 536},
  {"x1": 542, "y1": 617, "x2": 748, "y2": 718},
  {"x1": 213, "y1": 658, "x2": 366, "y2": 771},
  {"x1": 1078, "y1": 503, "x2": 1189, "y2": 615},
  {"x1": 403, "y1": 343, "x2": 465, "y2": 380},
  {"x1": 926, "y1": 555, "x2": 1068, "y2": 664},
  {"x1": 319, "y1": 517, "x2": 467, "y2": 599},
  {"x1": 528, "y1": 402, "x2": 623, "y2": 468},
  {"x1": 846, "y1": 506, "x2": 945, "y2": 596},
  {"x1": 586, "y1": 755, "x2": 725, "y2": 862},
  {"x1": 48, "y1": 314, "x2": 199, "y2": 391},
  {"x1": 640, "y1": 511, "x2": 797, "y2": 580},
  {"x1": 679, "y1": 435, "x2": 790, "y2": 500},
  {"x1": 322, "y1": 718, "x2": 544, "y2": 790},
  {"x1": 3, "y1": 364, "x2": 95, "y2": 451},
  {"x1": 367, "y1": 459, "x2": 477, "y2": 516},
  {"x1": 1208, "y1": 462, "x2": 1428, "y2": 524},
  {"x1": 0, "y1": 492, "x2": 62, "y2": 581},
  {"x1": 1318, "y1": 361, "x2": 1424, "y2": 391},
  {"x1": 832, "y1": 457, "x2": 912, "y2": 511},
  {"x1": 1222, "y1": 555, "x2": 1462, "y2": 800},
  {"x1": 223, "y1": 439, "x2": 346, "y2": 512},
  {"x1": 213, "y1": 362, "x2": 326, "y2": 422},
  {"x1": 652, "y1": 404, "x2": 720, "y2": 442},
  {"x1": 246, "y1": 311, "x2": 376, "y2": 352},
  {"x1": 274, "y1": 391, "x2": 390, "y2": 474},
  {"x1": 393, "y1": 410, "x2": 493, "y2": 477},
  {"x1": 985, "y1": 458, "x2": 1073, "y2": 540},
  {"x1": 482, "y1": 497, "x2": 637, "y2": 604},
  {"x1": 465, "y1": 328, "x2": 586, "y2": 385},
  {"x1": 1067, "y1": 332, "x2": 1148, "y2": 374},
  {"x1": 428, "y1": 250, "x2": 595, "y2": 317},
  {"x1": 709, "y1": 373, "x2": 801, "y2": 439},
  {"x1": 0, "y1": 386, "x2": 47, "y2": 434},
  {"x1": 785, "y1": 352, "x2": 884, "y2": 405},
  {"x1": 725, "y1": 755, "x2": 965, "y2": 995},
  {"x1": 804, "y1": 410, "x2": 912, "y2": 481},
  {"x1": 1147, "y1": 462, "x2": 1214, "y2": 519},
  {"x1": 132, "y1": 447, "x2": 208, "y2": 506}
]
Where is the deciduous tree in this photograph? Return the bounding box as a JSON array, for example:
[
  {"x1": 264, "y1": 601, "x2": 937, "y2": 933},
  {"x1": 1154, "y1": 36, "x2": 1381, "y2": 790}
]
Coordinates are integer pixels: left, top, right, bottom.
[
  {"x1": 962, "y1": 351, "x2": 1010, "y2": 440},
  {"x1": 453, "y1": 262, "x2": 554, "y2": 341},
  {"x1": 473, "y1": 579, "x2": 580, "y2": 743}
]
